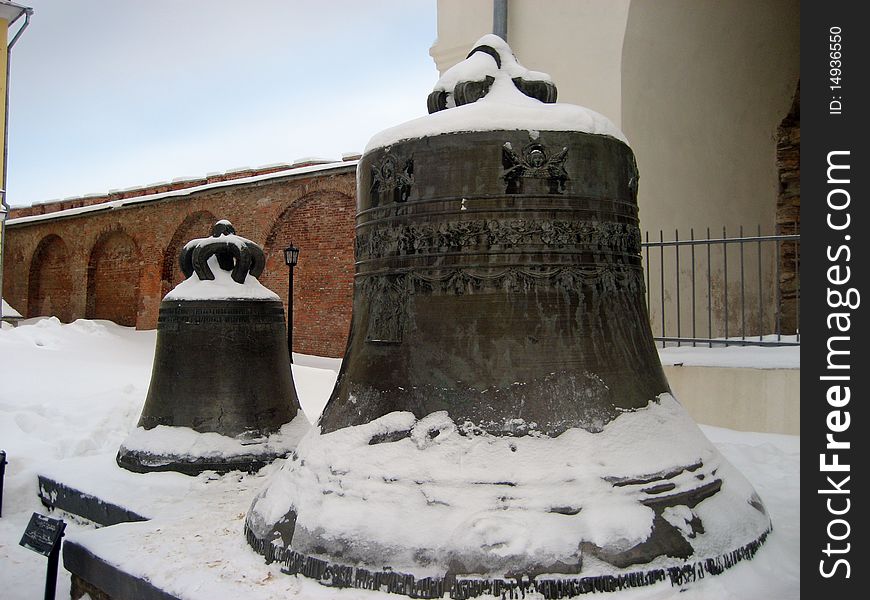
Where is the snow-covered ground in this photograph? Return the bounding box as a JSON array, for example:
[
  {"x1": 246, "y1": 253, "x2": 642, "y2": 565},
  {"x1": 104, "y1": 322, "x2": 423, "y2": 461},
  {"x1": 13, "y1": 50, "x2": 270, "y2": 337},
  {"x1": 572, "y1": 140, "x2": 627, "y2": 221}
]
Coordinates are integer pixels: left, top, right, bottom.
[
  {"x1": 0, "y1": 318, "x2": 798, "y2": 599},
  {"x1": 658, "y1": 336, "x2": 799, "y2": 370}
]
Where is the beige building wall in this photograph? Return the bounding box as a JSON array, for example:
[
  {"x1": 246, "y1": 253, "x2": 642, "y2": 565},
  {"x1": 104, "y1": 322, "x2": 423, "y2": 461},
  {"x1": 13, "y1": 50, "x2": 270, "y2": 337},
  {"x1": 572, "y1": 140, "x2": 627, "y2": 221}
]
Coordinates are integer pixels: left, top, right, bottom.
[
  {"x1": 664, "y1": 365, "x2": 799, "y2": 435},
  {"x1": 429, "y1": 0, "x2": 493, "y2": 76},
  {"x1": 622, "y1": 0, "x2": 799, "y2": 337}
]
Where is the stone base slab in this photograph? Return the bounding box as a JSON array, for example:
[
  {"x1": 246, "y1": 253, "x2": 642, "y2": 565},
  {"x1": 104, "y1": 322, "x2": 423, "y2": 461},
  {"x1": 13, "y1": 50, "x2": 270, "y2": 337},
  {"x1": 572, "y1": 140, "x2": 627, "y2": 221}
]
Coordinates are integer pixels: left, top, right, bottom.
[
  {"x1": 66, "y1": 544, "x2": 179, "y2": 600},
  {"x1": 664, "y1": 366, "x2": 799, "y2": 435},
  {"x1": 38, "y1": 475, "x2": 148, "y2": 527}
]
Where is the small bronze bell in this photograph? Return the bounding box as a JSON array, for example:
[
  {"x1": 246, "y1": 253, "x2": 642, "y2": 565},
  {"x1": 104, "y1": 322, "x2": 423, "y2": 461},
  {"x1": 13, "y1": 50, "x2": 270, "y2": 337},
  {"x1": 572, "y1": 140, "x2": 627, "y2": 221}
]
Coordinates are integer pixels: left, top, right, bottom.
[{"x1": 117, "y1": 221, "x2": 305, "y2": 475}]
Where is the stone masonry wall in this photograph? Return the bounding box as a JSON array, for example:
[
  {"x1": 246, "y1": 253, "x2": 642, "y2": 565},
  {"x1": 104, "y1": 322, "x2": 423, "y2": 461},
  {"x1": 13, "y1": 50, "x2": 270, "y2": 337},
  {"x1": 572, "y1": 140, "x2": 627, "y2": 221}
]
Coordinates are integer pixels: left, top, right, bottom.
[
  {"x1": 3, "y1": 163, "x2": 357, "y2": 358},
  {"x1": 776, "y1": 82, "x2": 800, "y2": 335}
]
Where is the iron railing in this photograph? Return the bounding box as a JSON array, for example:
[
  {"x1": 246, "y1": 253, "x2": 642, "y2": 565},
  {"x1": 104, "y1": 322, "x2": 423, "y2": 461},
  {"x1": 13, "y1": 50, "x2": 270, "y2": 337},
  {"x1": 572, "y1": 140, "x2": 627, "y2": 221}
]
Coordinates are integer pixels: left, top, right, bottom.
[{"x1": 641, "y1": 226, "x2": 800, "y2": 347}]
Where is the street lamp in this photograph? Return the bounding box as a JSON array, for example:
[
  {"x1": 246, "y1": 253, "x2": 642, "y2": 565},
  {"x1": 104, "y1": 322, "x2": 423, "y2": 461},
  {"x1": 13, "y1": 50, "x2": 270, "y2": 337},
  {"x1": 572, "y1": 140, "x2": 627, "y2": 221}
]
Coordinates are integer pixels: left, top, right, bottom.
[{"x1": 283, "y1": 244, "x2": 299, "y2": 363}]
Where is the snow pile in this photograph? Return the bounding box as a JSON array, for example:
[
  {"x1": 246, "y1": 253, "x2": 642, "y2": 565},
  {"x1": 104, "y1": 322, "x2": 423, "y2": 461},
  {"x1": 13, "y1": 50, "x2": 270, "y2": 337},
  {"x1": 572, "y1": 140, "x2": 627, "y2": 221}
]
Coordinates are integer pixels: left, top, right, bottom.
[
  {"x1": 0, "y1": 317, "x2": 155, "y2": 461},
  {"x1": 432, "y1": 34, "x2": 553, "y2": 105},
  {"x1": 119, "y1": 414, "x2": 310, "y2": 467},
  {"x1": 0, "y1": 318, "x2": 156, "y2": 599},
  {"x1": 366, "y1": 34, "x2": 626, "y2": 152},
  {"x1": 60, "y1": 422, "x2": 798, "y2": 600},
  {"x1": 247, "y1": 394, "x2": 770, "y2": 580}
]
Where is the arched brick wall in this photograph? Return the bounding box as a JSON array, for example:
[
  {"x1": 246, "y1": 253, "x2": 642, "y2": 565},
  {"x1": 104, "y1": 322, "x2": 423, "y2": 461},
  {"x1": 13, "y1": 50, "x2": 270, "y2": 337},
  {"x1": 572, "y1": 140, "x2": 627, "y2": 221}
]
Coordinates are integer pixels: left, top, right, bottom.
[
  {"x1": 161, "y1": 210, "x2": 218, "y2": 297},
  {"x1": 3, "y1": 165, "x2": 358, "y2": 352},
  {"x1": 262, "y1": 191, "x2": 356, "y2": 357},
  {"x1": 776, "y1": 81, "x2": 800, "y2": 335},
  {"x1": 86, "y1": 229, "x2": 142, "y2": 327},
  {"x1": 27, "y1": 234, "x2": 73, "y2": 321}
]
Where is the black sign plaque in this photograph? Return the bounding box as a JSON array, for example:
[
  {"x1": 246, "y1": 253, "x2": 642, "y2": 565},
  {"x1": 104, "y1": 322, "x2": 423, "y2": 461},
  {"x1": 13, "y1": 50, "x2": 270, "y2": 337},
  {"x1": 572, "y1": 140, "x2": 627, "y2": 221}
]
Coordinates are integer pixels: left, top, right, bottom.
[{"x1": 19, "y1": 513, "x2": 65, "y2": 557}]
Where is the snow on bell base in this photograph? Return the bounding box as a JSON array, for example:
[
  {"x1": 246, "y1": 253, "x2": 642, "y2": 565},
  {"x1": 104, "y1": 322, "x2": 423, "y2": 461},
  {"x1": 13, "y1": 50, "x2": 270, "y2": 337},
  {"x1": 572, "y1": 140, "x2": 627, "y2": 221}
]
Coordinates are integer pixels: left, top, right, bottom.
[
  {"x1": 245, "y1": 36, "x2": 771, "y2": 597},
  {"x1": 117, "y1": 220, "x2": 308, "y2": 475}
]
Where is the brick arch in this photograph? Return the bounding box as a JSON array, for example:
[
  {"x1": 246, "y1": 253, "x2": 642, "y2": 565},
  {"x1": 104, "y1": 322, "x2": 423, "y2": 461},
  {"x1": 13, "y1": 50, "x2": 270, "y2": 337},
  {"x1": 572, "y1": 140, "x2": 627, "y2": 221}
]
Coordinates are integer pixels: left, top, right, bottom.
[
  {"x1": 160, "y1": 210, "x2": 219, "y2": 297},
  {"x1": 86, "y1": 227, "x2": 142, "y2": 326},
  {"x1": 262, "y1": 191, "x2": 356, "y2": 357},
  {"x1": 27, "y1": 234, "x2": 73, "y2": 321}
]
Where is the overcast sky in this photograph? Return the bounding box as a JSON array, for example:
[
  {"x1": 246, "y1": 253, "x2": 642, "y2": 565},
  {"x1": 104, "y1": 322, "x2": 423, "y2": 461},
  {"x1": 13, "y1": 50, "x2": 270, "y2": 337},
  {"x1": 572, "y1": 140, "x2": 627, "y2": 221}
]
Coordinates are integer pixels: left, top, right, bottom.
[{"x1": 6, "y1": 0, "x2": 438, "y2": 207}]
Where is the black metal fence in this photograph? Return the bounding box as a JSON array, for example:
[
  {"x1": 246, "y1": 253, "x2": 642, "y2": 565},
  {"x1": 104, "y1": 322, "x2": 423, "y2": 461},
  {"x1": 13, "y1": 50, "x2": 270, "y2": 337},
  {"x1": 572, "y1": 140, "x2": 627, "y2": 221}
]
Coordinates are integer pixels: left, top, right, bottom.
[{"x1": 641, "y1": 226, "x2": 800, "y2": 347}]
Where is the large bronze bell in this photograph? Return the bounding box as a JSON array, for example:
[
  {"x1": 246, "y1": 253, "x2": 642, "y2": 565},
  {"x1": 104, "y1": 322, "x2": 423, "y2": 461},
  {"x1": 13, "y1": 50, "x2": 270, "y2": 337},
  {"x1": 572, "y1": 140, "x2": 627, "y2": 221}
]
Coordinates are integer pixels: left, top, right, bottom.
[
  {"x1": 117, "y1": 221, "x2": 306, "y2": 475},
  {"x1": 321, "y1": 116, "x2": 663, "y2": 438},
  {"x1": 246, "y1": 36, "x2": 771, "y2": 597}
]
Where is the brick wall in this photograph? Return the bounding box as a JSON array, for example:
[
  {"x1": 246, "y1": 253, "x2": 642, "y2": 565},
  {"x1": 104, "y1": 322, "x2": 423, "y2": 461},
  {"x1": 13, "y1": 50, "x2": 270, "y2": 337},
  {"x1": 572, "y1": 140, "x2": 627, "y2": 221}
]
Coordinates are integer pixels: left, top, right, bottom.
[
  {"x1": 86, "y1": 228, "x2": 142, "y2": 327},
  {"x1": 776, "y1": 81, "x2": 800, "y2": 335},
  {"x1": 27, "y1": 234, "x2": 72, "y2": 322},
  {"x1": 3, "y1": 164, "x2": 357, "y2": 358},
  {"x1": 260, "y1": 191, "x2": 356, "y2": 358}
]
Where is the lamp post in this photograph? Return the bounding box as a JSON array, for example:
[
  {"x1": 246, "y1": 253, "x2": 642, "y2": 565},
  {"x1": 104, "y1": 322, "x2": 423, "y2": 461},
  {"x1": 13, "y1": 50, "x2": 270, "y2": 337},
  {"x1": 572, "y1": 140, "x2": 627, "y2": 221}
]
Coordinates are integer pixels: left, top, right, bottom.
[
  {"x1": 283, "y1": 244, "x2": 299, "y2": 363},
  {"x1": 0, "y1": 449, "x2": 7, "y2": 518}
]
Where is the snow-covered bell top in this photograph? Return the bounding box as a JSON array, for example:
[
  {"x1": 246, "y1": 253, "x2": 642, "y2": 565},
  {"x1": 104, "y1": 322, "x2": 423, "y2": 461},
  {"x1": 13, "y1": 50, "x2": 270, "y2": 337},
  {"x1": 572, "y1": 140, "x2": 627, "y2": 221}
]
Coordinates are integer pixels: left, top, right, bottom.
[
  {"x1": 366, "y1": 34, "x2": 627, "y2": 152},
  {"x1": 165, "y1": 220, "x2": 279, "y2": 301}
]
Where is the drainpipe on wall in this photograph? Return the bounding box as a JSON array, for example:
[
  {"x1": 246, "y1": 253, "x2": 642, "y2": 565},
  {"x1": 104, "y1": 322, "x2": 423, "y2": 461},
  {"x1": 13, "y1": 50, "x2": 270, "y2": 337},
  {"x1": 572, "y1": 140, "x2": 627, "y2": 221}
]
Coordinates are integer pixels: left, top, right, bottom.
[
  {"x1": 493, "y1": 0, "x2": 508, "y2": 42},
  {"x1": 1, "y1": 5, "x2": 32, "y2": 320}
]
